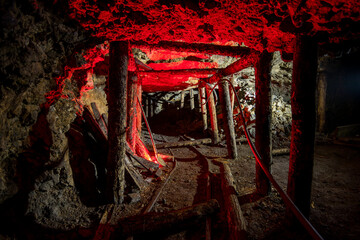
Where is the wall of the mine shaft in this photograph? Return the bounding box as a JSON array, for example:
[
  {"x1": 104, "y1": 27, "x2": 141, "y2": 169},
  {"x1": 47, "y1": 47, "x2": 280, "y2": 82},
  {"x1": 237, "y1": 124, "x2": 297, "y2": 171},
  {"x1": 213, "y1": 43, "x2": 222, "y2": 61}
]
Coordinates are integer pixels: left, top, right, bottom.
[{"x1": 0, "y1": 1, "x2": 104, "y2": 234}]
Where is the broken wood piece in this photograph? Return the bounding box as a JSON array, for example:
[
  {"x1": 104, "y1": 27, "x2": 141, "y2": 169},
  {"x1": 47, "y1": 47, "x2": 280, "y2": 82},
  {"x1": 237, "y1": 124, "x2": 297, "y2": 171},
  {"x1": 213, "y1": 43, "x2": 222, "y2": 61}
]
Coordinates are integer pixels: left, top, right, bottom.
[
  {"x1": 90, "y1": 102, "x2": 108, "y2": 137},
  {"x1": 115, "y1": 199, "x2": 220, "y2": 238},
  {"x1": 125, "y1": 146, "x2": 159, "y2": 172},
  {"x1": 124, "y1": 155, "x2": 149, "y2": 191},
  {"x1": 155, "y1": 138, "x2": 212, "y2": 149},
  {"x1": 83, "y1": 106, "x2": 108, "y2": 146}
]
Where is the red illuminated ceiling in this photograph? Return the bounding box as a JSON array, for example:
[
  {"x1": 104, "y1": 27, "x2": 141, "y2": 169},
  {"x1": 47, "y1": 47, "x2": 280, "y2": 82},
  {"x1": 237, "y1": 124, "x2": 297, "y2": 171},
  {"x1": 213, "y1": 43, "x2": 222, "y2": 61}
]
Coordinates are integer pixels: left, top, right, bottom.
[
  {"x1": 68, "y1": 0, "x2": 360, "y2": 53},
  {"x1": 47, "y1": 1, "x2": 360, "y2": 105}
]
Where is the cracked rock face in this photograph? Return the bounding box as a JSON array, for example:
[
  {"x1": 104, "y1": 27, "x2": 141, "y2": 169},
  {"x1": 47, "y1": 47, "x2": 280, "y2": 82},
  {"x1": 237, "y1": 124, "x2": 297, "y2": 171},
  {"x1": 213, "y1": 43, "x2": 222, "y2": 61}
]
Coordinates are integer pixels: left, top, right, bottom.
[{"x1": 0, "y1": 1, "x2": 87, "y2": 204}]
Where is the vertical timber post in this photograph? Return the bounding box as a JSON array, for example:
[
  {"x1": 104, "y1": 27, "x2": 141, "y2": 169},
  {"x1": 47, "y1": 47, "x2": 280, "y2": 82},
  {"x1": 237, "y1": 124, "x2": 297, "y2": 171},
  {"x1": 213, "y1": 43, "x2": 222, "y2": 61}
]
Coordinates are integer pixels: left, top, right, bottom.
[
  {"x1": 199, "y1": 87, "x2": 208, "y2": 131},
  {"x1": 287, "y1": 34, "x2": 318, "y2": 220},
  {"x1": 219, "y1": 79, "x2": 237, "y2": 159},
  {"x1": 206, "y1": 86, "x2": 220, "y2": 144},
  {"x1": 106, "y1": 41, "x2": 128, "y2": 204},
  {"x1": 255, "y1": 50, "x2": 273, "y2": 196},
  {"x1": 136, "y1": 82, "x2": 142, "y2": 134},
  {"x1": 180, "y1": 90, "x2": 185, "y2": 109},
  {"x1": 190, "y1": 89, "x2": 195, "y2": 110},
  {"x1": 230, "y1": 76, "x2": 236, "y2": 111},
  {"x1": 317, "y1": 70, "x2": 327, "y2": 133},
  {"x1": 126, "y1": 73, "x2": 137, "y2": 151}
]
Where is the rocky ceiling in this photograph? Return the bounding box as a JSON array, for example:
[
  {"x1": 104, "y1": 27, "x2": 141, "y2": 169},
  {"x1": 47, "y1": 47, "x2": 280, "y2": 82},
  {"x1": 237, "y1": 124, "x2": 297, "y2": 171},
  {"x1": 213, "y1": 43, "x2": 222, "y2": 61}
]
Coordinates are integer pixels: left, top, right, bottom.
[
  {"x1": 45, "y1": 0, "x2": 360, "y2": 96},
  {"x1": 66, "y1": 0, "x2": 360, "y2": 53}
]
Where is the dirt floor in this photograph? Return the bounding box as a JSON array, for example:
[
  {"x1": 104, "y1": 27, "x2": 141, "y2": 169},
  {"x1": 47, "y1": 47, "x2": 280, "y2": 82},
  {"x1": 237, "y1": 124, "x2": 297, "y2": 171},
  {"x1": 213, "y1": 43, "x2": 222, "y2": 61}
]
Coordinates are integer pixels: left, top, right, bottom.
[{"x1": 145, "y1": 110, "x2": 360, "y2": 240}]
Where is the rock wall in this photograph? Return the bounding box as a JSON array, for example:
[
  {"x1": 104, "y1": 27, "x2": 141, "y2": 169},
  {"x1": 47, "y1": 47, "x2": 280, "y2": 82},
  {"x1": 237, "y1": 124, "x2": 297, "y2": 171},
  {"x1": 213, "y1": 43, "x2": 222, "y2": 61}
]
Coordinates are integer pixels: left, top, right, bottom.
[
  {"x1": 0, "y1": 1, "x2": 103, "y2": 235},
  {"x1": 234, "y1": 51, "x2": 293, "y2": 148}
]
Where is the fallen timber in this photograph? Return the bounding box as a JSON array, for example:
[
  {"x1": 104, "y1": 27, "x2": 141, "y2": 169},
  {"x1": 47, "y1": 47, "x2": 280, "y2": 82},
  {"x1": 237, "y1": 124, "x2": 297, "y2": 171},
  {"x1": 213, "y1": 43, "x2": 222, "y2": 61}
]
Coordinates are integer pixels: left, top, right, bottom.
[
  {"x1": 155, "y1": 138, "x2": 212, "y2": 149},
  {"x1": 114, "y1": 199, "x2": 220, "y2": 238}
]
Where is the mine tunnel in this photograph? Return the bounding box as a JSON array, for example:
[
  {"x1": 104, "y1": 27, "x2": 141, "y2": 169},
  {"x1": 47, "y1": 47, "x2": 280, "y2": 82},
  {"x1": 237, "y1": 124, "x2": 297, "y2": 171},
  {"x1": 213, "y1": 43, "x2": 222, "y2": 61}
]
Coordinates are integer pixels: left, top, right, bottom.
[{"x1": 1, "y1": 0, "x2": 360, "y2": 239}]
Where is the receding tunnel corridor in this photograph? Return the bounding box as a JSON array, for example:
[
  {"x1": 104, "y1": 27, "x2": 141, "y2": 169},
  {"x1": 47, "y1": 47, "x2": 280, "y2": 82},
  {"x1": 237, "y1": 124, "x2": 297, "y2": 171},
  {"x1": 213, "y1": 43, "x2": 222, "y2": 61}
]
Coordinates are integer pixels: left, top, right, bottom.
[{"x1": 1, "y1": 1, "x2": 360, "y2": 239}]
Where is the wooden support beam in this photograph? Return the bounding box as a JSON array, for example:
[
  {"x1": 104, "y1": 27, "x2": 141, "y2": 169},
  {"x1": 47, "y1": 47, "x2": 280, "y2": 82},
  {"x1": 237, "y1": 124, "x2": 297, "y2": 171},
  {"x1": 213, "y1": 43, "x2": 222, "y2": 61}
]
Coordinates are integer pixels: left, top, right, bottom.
[
  {"x1": 139, "y1": 68, "x2": 219, "y2": 75},
  {"x1": 206, "y1": 86, "x2": 220, "y2": 144},
  {"x1": 255, "y1": 50, "x2": 273, "y2": 196},
  {"x1": 136, "y1": 82, "x2": 142, "y2": 134},
  {"x1": 219, "y1": 80, "x2": 237, "y2": 159},
  {"x1": 132, "y1": 40, "x2": 253, "y2": 58},
  {"x1": 113, "y1": 199, "x2": 220, "y2": 238},
  {"x1": 180, "y1": 90, "x2": 185, "y2": 109},
  {"x1": 205, "y1": 51, "x2": 258, "y2": 84},
  {"x1": 287, "y1": 34, "x2": 318, "y2": 220},
  {"x1": 190, "y1": 89, "x2": 195, "y2": 110},
  {"x1": 106, "y1": 41, "x2": 128, "y2": 204},
  {"x1": 126, "y1": 74, "x2": 138, "y2": 150},
  {"x1": 199, "y1": 87, "x2": 208, "y2": 131},
  {"x1": 317, "y1": 70, "x2": 327, "y2": 133},
  {"x1": 155, "y1": 138, "x2": 212, "y2": 149}
]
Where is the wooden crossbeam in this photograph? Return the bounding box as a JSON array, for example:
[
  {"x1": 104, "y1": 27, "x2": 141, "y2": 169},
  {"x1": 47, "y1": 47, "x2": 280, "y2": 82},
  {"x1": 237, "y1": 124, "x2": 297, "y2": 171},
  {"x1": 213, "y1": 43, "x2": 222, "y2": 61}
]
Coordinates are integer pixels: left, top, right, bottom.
[{"x1": 132, "y1": 41, "x2": 253, "y2": 58}]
